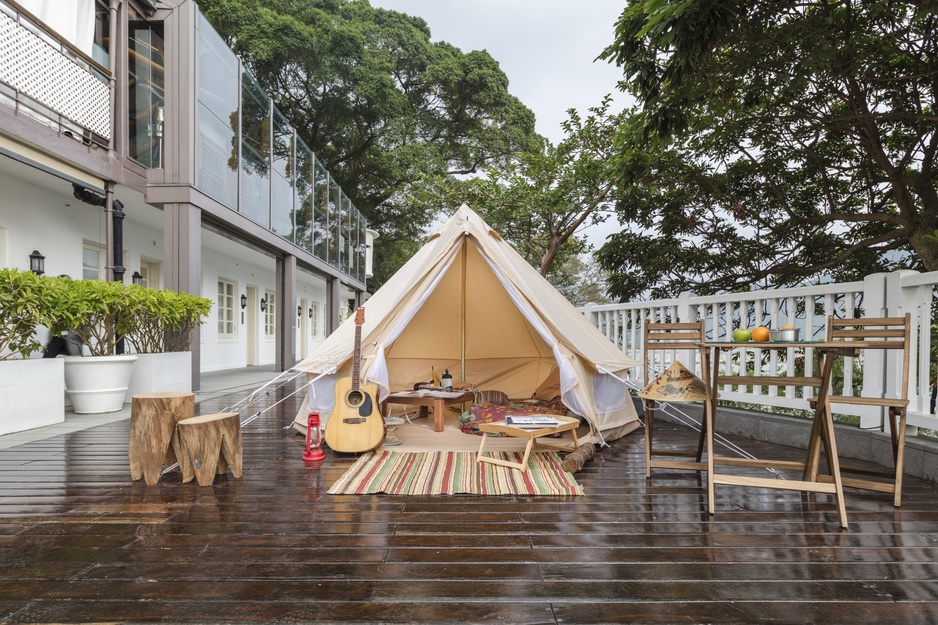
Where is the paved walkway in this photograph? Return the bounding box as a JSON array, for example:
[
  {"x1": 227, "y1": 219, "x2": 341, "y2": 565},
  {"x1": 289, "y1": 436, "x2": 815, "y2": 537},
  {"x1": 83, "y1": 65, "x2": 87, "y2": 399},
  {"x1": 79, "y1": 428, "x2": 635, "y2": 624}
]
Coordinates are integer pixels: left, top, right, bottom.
[{"x1": 0, "y1": 365, "x2": 290, "y2": 450}]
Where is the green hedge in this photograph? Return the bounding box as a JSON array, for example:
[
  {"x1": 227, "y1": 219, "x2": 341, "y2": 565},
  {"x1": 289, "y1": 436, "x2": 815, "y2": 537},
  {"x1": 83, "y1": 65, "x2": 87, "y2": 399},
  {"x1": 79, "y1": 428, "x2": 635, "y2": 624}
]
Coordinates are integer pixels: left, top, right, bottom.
[
  {"x1": 0, "y1": 268, "x2": 59, "y2": 359},
  {"x1": 0, "y1": 268, "x2": 212, "y2": 359}
]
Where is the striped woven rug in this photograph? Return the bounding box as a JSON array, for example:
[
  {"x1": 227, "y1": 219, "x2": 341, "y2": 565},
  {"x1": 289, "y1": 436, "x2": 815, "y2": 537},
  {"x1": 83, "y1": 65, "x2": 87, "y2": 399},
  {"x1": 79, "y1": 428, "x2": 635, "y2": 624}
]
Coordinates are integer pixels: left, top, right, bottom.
[{"x1": 327, "y1": 450, "x2": 583, "y2": 496}]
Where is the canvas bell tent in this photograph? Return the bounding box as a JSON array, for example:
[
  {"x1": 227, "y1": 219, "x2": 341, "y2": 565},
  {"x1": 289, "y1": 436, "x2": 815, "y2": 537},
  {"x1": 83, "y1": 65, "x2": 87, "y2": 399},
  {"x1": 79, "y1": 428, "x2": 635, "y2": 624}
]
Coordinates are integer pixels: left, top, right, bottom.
[{"x1": 292, "y1": 205, "x2": 640, "y2": 442}]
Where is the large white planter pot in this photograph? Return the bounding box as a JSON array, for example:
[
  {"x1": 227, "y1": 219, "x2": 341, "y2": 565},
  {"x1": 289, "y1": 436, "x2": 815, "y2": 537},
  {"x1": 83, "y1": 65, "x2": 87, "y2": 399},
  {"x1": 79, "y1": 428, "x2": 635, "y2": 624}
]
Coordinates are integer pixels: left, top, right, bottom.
[
  {"x1": 0, "y1": 358, "x2": 65, "y2": 435},
  {"x1": 126, "y1": 352, "x2": 192, "y2": 399},
  {"x1": 63, "y1": 355, "x2": 138, "y2": 414}
]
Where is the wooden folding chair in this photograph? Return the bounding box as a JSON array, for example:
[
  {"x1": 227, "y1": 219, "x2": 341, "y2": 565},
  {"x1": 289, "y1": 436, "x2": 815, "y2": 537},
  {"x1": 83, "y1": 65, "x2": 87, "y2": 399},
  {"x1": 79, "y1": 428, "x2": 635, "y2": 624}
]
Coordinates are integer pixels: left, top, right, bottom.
[
  {"x1": 807, "y1": 313, "x2": 912, "y2": 506},
  {"x1": 642, "y1": 321, "x2": 708, "y2": 477}
]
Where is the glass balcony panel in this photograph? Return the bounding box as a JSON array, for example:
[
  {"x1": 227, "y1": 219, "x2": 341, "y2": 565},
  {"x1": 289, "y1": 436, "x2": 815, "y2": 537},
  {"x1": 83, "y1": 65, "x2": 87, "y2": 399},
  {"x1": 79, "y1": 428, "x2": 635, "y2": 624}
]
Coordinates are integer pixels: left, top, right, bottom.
[
  {"x1": 340, "y1": 193, "x2": 352, "y2": 274},
  {"x1": 240, "y1": 71, "x2": 270, "y2": 227},
  {"x1": 314, "y1": 159, "x2": 330, "y2": 262},
  {"x1": 196, "y1": 103, "x2": 238, "y2": 208},
  {"x1": 196, "y1": 12, "x2": 238, "y2": 208},
  {"x1": 271, "y1": 169, "x2": 292, "y2": 240},
  {"x1": 270, "y1": 106, "x2": 293, "y2": 240},
  {"x1": 294, "y1": 138, "x2": 314, "y2": 253},
  {"x1": 328, "y1": 179, "x2": 341, "y2": 268}
]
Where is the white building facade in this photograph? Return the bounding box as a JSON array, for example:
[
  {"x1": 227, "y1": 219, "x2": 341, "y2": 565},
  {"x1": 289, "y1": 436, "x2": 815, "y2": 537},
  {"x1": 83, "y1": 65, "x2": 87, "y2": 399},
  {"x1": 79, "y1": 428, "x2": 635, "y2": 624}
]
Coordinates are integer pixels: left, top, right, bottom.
[{"x1": 0, "y1": 0, "x2": 371, "y2": 387}]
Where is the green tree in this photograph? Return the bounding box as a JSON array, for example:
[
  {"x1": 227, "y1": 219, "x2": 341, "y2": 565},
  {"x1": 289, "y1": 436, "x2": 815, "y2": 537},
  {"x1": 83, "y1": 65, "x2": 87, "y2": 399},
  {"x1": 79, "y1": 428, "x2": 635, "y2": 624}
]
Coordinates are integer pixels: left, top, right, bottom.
[
  {"x1": 195, "y1": 0, "x2": 538, "y2": 289},
  {"x1": 597, "y1": 1, "x2": 938, "y2": 300},
  {"x1": 435, "y1": 97, "x2": 626, "y2": 282},
  {"x1": 550, "y1": 254, "x2": 612, "y2": 306}
]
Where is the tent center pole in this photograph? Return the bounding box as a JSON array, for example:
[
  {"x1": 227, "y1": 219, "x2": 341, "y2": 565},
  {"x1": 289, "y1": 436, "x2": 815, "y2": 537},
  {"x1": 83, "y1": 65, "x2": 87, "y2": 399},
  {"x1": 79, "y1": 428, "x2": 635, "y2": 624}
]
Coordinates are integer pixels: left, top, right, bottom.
[{"x1": 461, "y1": 238, "x2": 467, "y2": 384}]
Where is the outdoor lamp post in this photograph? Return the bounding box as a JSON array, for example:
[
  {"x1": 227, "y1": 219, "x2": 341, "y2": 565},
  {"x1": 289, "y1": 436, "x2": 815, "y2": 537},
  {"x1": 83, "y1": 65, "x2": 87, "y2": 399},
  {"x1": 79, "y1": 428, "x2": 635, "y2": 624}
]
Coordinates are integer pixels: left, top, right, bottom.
[{"x1": 29, "y1": 250, "x2": 44, "y2": 275}]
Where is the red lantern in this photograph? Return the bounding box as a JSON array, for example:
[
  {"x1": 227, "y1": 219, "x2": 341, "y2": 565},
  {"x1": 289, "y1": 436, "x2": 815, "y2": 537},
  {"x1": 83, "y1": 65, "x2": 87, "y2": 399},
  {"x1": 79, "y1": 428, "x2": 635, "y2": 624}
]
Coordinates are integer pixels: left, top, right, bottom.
[{"x1": 303, "y1": 411, "x2": 325, "y2": 462}]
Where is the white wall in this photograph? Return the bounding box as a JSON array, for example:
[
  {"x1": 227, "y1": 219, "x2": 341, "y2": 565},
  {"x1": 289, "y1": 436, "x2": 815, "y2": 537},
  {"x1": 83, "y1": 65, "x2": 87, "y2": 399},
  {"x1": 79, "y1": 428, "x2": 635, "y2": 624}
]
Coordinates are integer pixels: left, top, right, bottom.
[
  {"x1": 200, "y1": 247, "x2": 275, "y2": 371},
  {"x1": 296, "y1": 272, "x2": 328, "y2": 359},
  {"x1": 0, "y1": 169, "x2": 109, "y2": 279}
]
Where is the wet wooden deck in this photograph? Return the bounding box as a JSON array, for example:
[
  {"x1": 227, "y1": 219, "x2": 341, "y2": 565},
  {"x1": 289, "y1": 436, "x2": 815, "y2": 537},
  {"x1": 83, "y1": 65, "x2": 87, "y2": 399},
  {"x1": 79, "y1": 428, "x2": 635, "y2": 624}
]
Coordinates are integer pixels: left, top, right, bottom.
[{"x1": 1, "y1": 378, "x2": 937, "y2": 624}]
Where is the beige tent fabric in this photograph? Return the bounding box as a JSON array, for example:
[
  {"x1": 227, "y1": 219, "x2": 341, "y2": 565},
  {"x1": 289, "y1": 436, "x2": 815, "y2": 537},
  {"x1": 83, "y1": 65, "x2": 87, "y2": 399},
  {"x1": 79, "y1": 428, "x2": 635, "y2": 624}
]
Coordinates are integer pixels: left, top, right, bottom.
[{"x1": 292, "y1": 205, "x2": 640, "y2": 441}]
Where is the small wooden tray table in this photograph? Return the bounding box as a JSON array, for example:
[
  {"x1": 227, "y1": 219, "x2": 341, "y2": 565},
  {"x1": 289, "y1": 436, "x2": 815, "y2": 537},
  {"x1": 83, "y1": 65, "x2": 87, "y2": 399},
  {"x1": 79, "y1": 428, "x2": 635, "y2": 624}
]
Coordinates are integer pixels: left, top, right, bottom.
[{"x1": 476, "y1": 414, "x2": 580, "y2": 472}]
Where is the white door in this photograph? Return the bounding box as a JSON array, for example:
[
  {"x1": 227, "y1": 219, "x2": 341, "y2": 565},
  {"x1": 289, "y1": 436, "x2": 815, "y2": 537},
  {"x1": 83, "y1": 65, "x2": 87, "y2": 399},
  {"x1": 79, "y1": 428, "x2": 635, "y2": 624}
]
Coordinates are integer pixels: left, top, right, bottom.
[
  {"x1": 140, "y1": 258, "x2": 161, "y2": 288},
  {"x1": 299, "y1": 297, "x2": 309, "y2": 359},
  {"x1": 246, "y1": 285, "x2": 258, "y2": 365}
]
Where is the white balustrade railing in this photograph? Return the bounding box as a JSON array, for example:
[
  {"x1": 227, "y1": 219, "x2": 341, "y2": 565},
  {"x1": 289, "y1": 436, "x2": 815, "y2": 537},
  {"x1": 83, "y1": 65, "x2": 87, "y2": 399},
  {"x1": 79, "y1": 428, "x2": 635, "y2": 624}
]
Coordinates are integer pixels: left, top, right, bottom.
[{"x1": 579, "y1": 270, "x2": 937, "y2": 435}]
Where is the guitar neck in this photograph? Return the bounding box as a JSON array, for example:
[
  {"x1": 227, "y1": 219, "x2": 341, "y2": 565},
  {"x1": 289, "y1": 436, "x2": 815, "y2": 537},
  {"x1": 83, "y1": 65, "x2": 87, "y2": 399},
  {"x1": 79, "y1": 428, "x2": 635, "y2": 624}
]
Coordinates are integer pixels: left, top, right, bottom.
[{"x1": 351, "y1": 323, "x2": 362, "y2": 392}]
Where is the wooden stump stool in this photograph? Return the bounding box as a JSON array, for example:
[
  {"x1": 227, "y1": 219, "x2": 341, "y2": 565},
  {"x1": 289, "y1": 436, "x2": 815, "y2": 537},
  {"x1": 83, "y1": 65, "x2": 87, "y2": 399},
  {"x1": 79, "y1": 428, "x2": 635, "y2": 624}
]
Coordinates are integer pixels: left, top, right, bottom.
[
  {"x1": 172, "y1": 412, "x2": 243, "y2": 486},
  {"x1": 129, "y1": 392, "x2": 195, "y2": 485}
]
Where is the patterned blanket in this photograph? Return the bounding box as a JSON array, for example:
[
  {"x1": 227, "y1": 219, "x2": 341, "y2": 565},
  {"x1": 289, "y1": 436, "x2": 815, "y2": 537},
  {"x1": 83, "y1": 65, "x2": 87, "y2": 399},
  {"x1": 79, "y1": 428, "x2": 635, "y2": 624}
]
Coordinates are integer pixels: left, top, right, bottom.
[{"x1": 457, "y1": 397, "x2": 570, "y2": 436}]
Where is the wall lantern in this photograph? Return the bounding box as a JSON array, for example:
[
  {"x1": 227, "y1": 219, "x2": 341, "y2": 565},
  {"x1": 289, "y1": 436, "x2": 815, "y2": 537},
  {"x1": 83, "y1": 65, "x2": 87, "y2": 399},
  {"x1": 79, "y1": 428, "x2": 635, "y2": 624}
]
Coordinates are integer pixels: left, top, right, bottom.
[
  {"x1": 241, "y1": 294, "x2": 247, "y2": 310},
  {"x1": 132, "y1": 271, "x2": 143, "y2": 286},
  {"x1": 260, "y1": 297, "x2": 267, "y2": 312},
  {"x1": 308, "y1": 307, "x2": 313, "y2": 319},
  {"x1": 29, "y1": 250, "x2": 45, "y2": 275},
  {"x1": 297, "y1": 305, "x2": 302, "y2": 318}
]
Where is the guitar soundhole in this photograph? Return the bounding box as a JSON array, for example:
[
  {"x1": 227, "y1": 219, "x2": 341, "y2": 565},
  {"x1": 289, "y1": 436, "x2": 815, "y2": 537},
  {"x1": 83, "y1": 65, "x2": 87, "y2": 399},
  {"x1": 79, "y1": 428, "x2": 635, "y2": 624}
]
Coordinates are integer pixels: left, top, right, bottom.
[{"x1": 347, "y1": 390, "x2": 364, "y2": 407}]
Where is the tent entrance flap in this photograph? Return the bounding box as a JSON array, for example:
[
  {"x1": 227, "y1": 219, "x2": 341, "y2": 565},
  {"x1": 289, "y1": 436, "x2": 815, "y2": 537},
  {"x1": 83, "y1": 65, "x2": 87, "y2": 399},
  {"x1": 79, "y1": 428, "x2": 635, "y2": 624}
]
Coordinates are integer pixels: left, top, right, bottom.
[{"x1": 364, "y1": 249, "x2": 460, "y2": 400}]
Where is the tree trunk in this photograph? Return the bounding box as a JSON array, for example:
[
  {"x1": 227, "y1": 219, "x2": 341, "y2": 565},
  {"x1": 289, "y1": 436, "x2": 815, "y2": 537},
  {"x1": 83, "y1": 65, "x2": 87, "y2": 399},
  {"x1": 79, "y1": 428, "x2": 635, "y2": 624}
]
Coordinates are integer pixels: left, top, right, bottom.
[{"x1": 906, "y1": 215, "x2": 938, "y2": 273}]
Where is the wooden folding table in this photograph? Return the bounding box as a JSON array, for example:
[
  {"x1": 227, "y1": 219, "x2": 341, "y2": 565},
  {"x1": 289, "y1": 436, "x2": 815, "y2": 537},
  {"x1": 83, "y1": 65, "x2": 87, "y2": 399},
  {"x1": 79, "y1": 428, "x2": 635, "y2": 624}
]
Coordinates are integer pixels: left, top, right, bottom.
[{"x1": 701, "y1": 341, "x2": 850, "y2": 528}]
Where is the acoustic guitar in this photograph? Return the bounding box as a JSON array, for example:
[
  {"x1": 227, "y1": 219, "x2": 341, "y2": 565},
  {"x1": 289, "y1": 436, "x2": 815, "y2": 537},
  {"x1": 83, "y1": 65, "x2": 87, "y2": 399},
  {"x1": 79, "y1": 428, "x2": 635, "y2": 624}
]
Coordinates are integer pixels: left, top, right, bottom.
[{"x1": 324, "y1": 307, "x2": 384, "y2": 453}]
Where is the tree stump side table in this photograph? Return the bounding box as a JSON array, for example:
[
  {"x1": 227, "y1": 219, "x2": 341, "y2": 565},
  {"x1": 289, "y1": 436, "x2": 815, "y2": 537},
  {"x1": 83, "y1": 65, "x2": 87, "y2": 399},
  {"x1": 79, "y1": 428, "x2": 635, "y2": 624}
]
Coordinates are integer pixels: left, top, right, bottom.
[
  {"x1": 129, "y1": 392, "x2": 195, "y2": 485},
  {"x1": 172, "y1": 412, "x2": 243, "y2": 486}
]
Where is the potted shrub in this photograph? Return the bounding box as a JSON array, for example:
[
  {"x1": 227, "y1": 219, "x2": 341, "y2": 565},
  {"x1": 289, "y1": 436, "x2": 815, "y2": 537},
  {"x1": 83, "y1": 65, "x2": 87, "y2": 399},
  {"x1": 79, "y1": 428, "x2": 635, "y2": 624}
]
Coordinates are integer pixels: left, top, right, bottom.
[
  {"x1": 0, "y1": 268, "x2": 65, "y2": 434},
  {"x1": 124, "y1": 287, "x2": 212, "y2": 397},
  {"x1": 48, "y1": 277, "x2": 140, "y2": 414}
]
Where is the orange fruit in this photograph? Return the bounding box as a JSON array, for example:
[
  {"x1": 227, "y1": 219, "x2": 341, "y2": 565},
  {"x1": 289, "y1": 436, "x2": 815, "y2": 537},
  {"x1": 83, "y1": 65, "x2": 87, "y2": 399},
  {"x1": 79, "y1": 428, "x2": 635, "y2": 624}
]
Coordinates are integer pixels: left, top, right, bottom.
[
  {"x1": 751, "y1": 326, "x2": 771, "y2": 342},
  {"x1": 781, "y1": 324, "x2": 794, "y2": 330}
]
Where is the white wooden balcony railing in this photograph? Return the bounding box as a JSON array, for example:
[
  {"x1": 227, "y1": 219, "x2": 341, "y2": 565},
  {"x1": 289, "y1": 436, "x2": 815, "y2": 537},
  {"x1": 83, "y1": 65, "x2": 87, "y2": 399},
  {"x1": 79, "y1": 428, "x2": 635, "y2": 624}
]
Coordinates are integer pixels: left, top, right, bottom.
[
  {"x1": 0, "y1": 2, "x2": 111, "y2": 146},
  {"x1": 579, "y1": 270, "x2": 937, "y2": 435}
]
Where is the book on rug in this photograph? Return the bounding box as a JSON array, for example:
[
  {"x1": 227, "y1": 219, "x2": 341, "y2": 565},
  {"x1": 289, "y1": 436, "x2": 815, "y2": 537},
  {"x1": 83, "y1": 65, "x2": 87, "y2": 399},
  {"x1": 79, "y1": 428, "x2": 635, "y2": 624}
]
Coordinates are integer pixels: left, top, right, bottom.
[{"x1": 505, "y1": 415, "x2": 560, "y2": 428}]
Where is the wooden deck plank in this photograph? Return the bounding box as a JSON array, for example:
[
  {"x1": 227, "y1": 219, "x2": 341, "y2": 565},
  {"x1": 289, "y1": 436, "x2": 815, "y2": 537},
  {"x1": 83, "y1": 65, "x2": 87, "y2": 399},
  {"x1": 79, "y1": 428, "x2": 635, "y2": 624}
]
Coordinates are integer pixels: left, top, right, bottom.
[{"x1": 0, "y1": 376, "x2": 937, "y2": 624}]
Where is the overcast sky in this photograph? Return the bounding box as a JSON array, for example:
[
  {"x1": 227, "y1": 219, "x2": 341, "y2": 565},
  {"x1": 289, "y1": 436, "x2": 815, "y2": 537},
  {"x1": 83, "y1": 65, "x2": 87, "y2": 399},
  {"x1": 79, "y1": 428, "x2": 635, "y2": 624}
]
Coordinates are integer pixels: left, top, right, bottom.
[{"x1": 369, "y1": 0, "x2": 631, "y2": 245}]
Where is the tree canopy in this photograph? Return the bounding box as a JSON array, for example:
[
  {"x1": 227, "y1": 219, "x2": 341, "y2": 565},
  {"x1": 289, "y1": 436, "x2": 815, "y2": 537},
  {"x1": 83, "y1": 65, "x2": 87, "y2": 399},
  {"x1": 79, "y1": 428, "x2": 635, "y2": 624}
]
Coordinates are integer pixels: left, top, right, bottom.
[
  {"x1": 597, "y1": 1, "x2": 938, "y2": 300},
  {"x1": 195, "y1": 0, "x2": 538, "y2": 288},
  {"x1": 429, "y1": 97, "x2": 625, "y2": 287}
]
